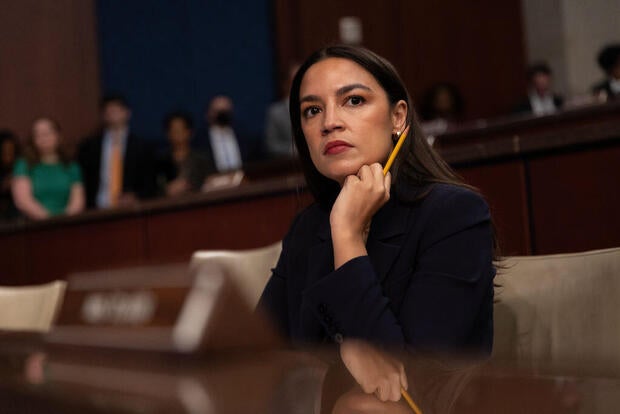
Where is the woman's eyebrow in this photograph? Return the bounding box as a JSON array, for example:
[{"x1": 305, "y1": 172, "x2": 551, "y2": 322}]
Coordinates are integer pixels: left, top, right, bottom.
[
  {"x1": 300, "y1": 94, "x2": 320, "y2": 104},
  {"x1": 336, "y1": 83, "x2": 372, "y2": 96},
  {"x1": 300, "y1": 83, "x2": 373, "y2": 104}
]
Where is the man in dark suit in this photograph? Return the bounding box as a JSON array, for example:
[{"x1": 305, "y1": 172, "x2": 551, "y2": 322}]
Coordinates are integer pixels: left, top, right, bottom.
[
  {"x1": 194, "y1": 95, "x2": 244, "y2": 173},
  {"x1": 78, "y1": 95, "x2": 156, "y2": 209},
  {"x1": 513, "y1": 62, "x2": 563, "y2": 116},
  {"x1": 592, "y1": 44, "x2": 620, "y2": 101}
]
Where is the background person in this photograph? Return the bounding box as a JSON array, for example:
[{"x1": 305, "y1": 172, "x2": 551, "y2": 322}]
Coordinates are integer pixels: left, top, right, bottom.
[
  {"x1": 419, "y1": 82, "x2": 464, "y2": 122},
  {"x1": 592, "y1": 44, "x2": 620, "y2": 101},
  {"x1": 78, "y1": 95, "x2": 156, "y2": 209},
  {"x1": 513, "y1": 62, "x2": 563, "y2": 116},
  {"x1": 264, "y1": 63, "x2": 300, "y2": 157},
  {"x1": 12, "y1": 118, "x2": 85, "y2": 220},
  {"x1": 155, "y1": 111, "x2": 214, "y2": 196},
  {"x1": 197, "y1": 95, "x2": 244, "y2": 173}
]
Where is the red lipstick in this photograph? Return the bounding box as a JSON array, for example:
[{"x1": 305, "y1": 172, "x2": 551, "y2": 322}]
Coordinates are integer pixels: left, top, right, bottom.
[{"x1": 323, "y1": 140, "x2": 353, "y2": 155}]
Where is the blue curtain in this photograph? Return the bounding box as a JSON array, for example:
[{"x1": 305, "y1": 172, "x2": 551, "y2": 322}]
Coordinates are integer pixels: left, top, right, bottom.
[{"x1": 97, "y1": 0, "x2": 275, "y2": 156}]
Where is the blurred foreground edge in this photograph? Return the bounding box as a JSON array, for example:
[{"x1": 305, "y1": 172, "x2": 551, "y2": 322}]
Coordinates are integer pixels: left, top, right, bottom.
[{"x1": 47, "y1": 261, "x2": 283, "y2": 353}]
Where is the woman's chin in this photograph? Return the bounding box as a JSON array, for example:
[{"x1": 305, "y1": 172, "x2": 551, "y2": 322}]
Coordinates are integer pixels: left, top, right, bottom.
[
  {"x1": 322, "y1": 166, "x2": 361, "y2": 185},
  {"x1": 318, "y1": 155, "x2": 388, "y2": 184}
]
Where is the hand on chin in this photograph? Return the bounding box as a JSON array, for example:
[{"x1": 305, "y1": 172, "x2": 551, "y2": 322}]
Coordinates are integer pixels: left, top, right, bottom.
[{"x1": 324, "y1": 159, "x2": 373, "y2": 185}]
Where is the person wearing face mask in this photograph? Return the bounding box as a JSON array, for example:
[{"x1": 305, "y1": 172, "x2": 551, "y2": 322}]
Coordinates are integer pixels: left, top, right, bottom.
[
  {"x1": 257, "y1": 45, "x2": 498, "y2": 404},
  {"x1": 198, "y1": 95, "x2": 243, "y2": 173}
]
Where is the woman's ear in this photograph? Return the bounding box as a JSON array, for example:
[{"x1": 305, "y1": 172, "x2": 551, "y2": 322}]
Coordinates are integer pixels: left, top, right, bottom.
[{"x1": 391, "y1": 100, "x2": 408, "y2": 133}]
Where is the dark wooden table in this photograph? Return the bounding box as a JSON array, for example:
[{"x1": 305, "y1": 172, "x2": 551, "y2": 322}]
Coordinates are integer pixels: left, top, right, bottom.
[{"x1": 0, "y1": 331, "x2": 618, "y2": 413}]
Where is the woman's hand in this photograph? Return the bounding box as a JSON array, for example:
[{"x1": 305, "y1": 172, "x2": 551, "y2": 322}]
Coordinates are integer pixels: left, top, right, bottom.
[
  {"x1": 65, "y1": 183, "x2": 85, "y2": 216},
  {"x1": 330, "y1": 163, "x2": 390, "y2": 268},
  {"x1": 340, "y1": 339, "x2": 408, "y2": 402}
]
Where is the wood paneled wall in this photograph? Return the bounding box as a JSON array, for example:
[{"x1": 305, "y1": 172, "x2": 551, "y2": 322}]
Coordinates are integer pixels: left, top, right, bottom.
[
  {"x1": 528, "y1": 145, "x2": 620, "y2": 254},
  {"x1": 274, "y1": 0, "x2": 527, "y2": 120},
  {"x1": 0, "y1": 1, "x2": 100, "y2": 145},
  {"x1": 458, "y1": 161, "x2": 532, "y2": 256}
]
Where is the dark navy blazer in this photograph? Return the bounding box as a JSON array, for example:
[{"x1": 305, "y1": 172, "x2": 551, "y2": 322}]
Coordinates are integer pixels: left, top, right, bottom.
[{"x1": 258, "y1": 183, "x2": 495, "y2": 354}]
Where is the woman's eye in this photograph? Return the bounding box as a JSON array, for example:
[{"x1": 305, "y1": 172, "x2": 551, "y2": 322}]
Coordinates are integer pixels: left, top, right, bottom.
[
  {"x1": 302, "y1": 106, "x2": 321, "y2": 118},
  {"x1": 346, "y1": 96, "x2": 365, "y2": 106}
]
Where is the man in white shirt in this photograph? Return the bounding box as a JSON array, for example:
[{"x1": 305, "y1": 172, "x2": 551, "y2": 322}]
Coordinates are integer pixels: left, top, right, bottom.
[
  {"x1": 205, "y1": 96, "x2": 243, "y2": 172},
  {"x1": 513, "y1": 63, "x2": 563, "y2": 116}
]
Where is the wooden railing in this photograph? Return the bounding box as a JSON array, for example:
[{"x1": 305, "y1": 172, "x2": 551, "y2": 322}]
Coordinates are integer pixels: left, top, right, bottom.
[{"x1": 2, "y1": 101, "x2": 619, "y2": 284}]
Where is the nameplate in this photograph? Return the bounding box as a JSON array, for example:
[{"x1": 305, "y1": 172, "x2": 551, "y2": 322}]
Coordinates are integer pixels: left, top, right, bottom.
[{"x1": 47, "y1": 262, "x2": 280, "y2": 353}]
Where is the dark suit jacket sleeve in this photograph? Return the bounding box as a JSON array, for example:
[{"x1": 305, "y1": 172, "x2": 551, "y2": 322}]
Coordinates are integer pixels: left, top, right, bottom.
[
  {"x1": 77, "y1": 136, "x2": 102, "y2": 209},
  {"x1": 124, "y1": 137, "x2": 157, "y2": 199},
  {"x1": 137, "y1": 141, "x2": 157, "y2": 199},
  {"x1": 257, "y1": 262, "x2": 289, "y2": 337},
  {"x1": 302, "y1": 190, "x2": 494, "y2": 350},
  {"x1": 257, "y1": 214, "x2": 304, "y2": 337}
]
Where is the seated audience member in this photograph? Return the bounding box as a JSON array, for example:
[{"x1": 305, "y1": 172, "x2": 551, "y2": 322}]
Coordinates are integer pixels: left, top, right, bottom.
[
  {"x1": 197, "y1": 95, "x2": 243, "y2": 173},
  {"x1": 419, "y1": 82, "x2": 464, "y2": 122},
  {"x1": 513, "y1": 62, "x2": 563, "y2": 116},
  {"x1": 78, "y1": 95, "x2": 156, "y2": 209},
  {"x1": 12, "y1": 118, "x2": 85, "y2": 220},
  {"x1": 592, "y1": 44, "x2": 620, "y2": 101},
  {"x1": 0, "y1": 129, "x2": 18, "y2": 220},
  {"x1": 264, "y1": 63, "x2": 299, "y2": 157},
  {"x1": 156, "y1": 111, "x2": 214, "y2": 196}
]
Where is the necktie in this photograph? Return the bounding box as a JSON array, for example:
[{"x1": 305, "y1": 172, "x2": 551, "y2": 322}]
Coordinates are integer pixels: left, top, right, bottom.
[{"x1": 109, "y1": 139, "x2": 123, "y2": 207}]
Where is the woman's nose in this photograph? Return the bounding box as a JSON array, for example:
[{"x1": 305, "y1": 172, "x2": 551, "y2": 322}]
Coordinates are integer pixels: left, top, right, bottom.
[{"x1": 321, "y1": 104, "x2": 343, "y2": 136}]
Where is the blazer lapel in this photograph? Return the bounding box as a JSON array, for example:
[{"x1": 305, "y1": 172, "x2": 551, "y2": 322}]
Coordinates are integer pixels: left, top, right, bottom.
[
  {"x1": 306, "y1": 217, "x2": 334, "y2": 287},
  {"x1": 305, "y1": 197, "x2": 413, "y2": 284},
  {"x1": 298, "y1": 209, "x2": 333, "y2": 342},
  {"x1": 366, "y1": 197, "x2": 413, "y2": 282},
  {"x1": 296, "y1": 197, "x2": 412, "y2": 342}
]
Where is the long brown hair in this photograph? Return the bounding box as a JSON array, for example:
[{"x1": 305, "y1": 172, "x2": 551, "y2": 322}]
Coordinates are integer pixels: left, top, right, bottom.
[
  {"x1": 289, "y1": 45, "x2": 501, "y2": 258},
  {"x1": 23, "y1": 117, "x2": 72, "y2": 167}
]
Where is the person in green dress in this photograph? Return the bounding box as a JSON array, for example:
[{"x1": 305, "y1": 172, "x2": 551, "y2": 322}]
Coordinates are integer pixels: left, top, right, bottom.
[{"x1": 12, "y1": 117, "x2": 85, "y2": 220}]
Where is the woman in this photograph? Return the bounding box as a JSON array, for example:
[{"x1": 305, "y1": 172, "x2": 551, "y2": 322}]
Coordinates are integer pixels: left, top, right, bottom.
[
  {"x1": 156, "y1": 111, "x2": 213, "y2": 196},
  {"x1": 419, "y1": 82, "x2": 464, "y2": 122},
  {"x1": 12, "y1": 118, "x2": 85, "y2": 219},
  {"x1": 257, "y1": 46, "x2": 496, "y2": 402}
]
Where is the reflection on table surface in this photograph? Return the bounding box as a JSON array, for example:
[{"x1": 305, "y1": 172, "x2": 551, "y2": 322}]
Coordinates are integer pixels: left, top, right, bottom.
[{"x1": 1, "y1": 332, "x2": 619, "y2": 413}]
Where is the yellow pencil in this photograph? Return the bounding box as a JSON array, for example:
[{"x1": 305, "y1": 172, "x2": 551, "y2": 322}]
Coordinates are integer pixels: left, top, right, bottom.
[
  {"x1": 383, "y1": 125, "x2": 410, "y2": 176},
  {"x1": 384, "y1": 125, "x2": 419, "y2": 411},
  {"x1": 383, "y1": 126, "x2": 418, "y2": 410},
  {"x1": 401, "y1": 387, "x2": 423, "y2": 414}
]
